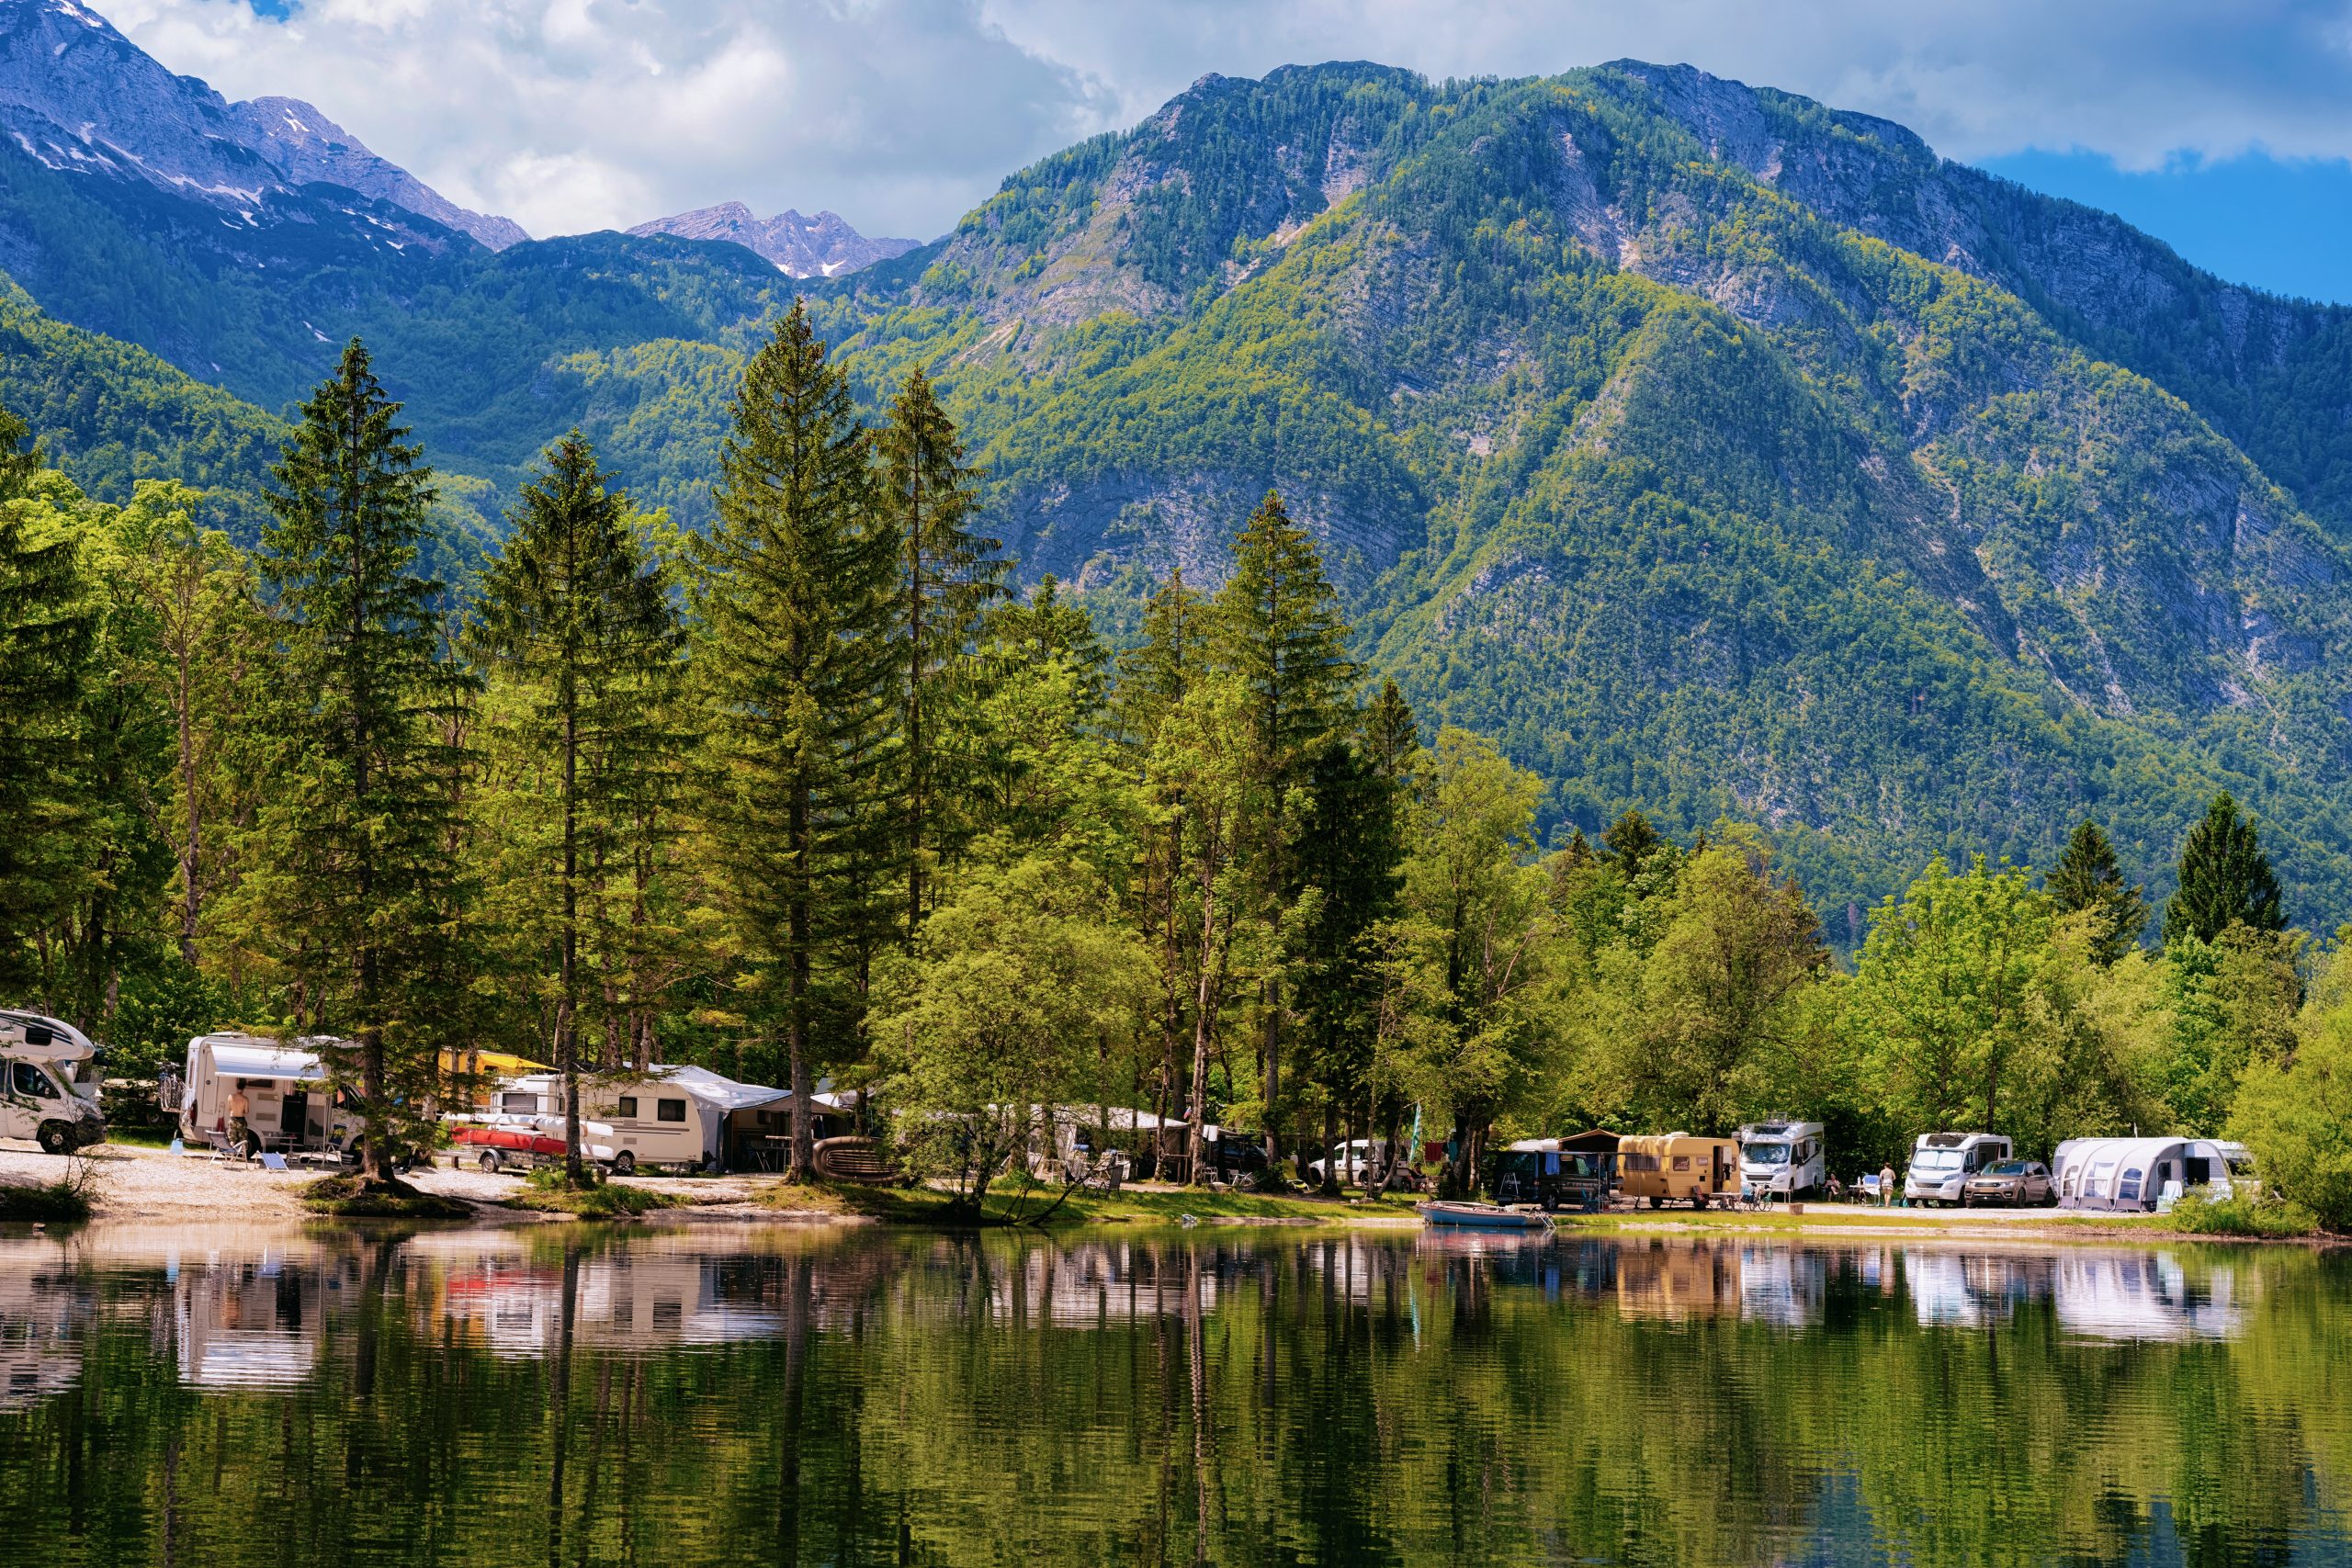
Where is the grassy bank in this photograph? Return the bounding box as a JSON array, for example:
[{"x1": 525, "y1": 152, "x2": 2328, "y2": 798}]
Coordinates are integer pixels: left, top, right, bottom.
[
  {"x1": 303, "y1": 1174, "x2": 471, "y2": 1219},
  {"x1": 501, "y1": 1169, "x2": 685, "y2": 1218},
  {"x1": 0, "y1": 1172, "x2": 96, "y2": 1223},
  {"x1": 762, "y1": 1179, "x2": 1426, "y2": 1227}
]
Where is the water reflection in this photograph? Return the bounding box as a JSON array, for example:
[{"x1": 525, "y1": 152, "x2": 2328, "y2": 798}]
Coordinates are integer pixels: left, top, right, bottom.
[{"x1": 0, "y1": 1223, "x2": 2341, "y2": 1567}]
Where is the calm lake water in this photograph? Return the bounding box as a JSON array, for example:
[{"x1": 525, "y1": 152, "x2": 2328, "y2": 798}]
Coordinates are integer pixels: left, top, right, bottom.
[{"x1": 0, "y1": 1222, "x2": 2346, "y2": 1566}]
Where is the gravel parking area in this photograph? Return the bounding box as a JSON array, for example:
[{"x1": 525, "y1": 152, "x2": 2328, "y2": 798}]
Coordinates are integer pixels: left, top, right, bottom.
[{"x1": 0, "y1": 1138, "x2": 786, "y2": 1223}]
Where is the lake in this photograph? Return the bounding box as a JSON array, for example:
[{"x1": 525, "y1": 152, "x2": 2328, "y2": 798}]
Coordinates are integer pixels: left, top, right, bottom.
[{"x1": 0, "y1": 1221, "x2": 2346, "y2": 1565}]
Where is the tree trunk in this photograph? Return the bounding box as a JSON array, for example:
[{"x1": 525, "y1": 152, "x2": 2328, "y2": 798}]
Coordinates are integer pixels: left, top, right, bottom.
[
  {"x1": 560, "y1": 683, "x2": 582, "y2": 1186},
  {"x1": 1185, "y1": 892, "x2": 1220, "y2": 1186},
  {"x1": 1320, "y1": 1097, "x2": 1340, "y2": 1196},
  {"x1": 1260, "y1": 976, "x2": 1281, "y2": 1170}
]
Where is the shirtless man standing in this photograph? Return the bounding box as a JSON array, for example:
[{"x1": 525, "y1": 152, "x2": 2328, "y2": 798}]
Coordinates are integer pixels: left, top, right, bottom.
[{"x1": 226, "y1": 1083, "x2": 254, "y2": 1159}]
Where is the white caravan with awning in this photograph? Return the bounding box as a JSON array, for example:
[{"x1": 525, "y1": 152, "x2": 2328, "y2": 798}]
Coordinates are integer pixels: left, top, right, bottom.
[
  {"x1": 493, "y1": 1066, "x2": 792, "y2": 1173},
  {"x1": 2051, "y1": 1136, "x2": 2256, "y2": 1213},
  {"x1": 176, "y1": 1033, "x2": 359, "y2": 1156}
]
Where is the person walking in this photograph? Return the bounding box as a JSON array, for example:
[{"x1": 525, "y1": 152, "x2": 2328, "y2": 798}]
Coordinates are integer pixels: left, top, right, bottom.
[
  {"x1": 1880, "y1": 1160, "x2": 1897, "y2": 1208},
  {"x1": 226, "y1": 1082, "x2": 254, "y2": 1160}
]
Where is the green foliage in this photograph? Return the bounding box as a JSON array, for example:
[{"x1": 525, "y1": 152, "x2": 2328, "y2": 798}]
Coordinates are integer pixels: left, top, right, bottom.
[
  {"x1": 2166, "y1": 1190, "x2": 2317, "y2": 1237},
  {"x1": 0, "y1": 439, "x2": 97, "y2": 994},
  {"x1": 2048, "y1": 820, "x2": 2148, "y2": 964},
  {"x1": 2165, "y1": 793, "x2": 2287, "y2": 945},
  {"x1": 2230, "y1": 944, "x2": 2352, "y2": 1231},
  {"x1": 873, "y1": 854, "x2": 1154, "y2": 1216}
]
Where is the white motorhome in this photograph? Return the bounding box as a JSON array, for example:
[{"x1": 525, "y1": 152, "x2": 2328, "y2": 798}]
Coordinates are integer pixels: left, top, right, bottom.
[
  {"x1": 494, "y1": 1066, "x2": 791, "y2": 1173},
  {"x1": 1736, "y1": 1120, "x2": 1826, "y2": 1198},
  {"x1": 1905, "y1": 1132, "x2": 2014, "y2": 1206},
  {"x1": 176, "y1": 1033, "x2": 363, "y2": 1157},
  {"x1": 0, "y1": 1010, "x2": 107, "y2": 1154}
]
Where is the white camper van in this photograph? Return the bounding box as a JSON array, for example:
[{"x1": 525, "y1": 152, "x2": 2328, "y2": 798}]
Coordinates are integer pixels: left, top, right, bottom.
[
  {"x1": 1736, "y1": 1121, "x2": 1826, "y2": 1199},
  {"x1": 176, "y1": 1033, "x2": 364, "y2": 1159},
  {"x1": 1905, "y1": 1132, "x2": 2014, "y2": 1205},
  {"x1": 0, "y1": 1010, "x2": 107, "y2": 1155}
]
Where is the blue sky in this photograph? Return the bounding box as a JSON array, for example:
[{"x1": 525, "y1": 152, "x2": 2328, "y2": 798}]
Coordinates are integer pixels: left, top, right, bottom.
[{"x1": 100, "y1": 0, "x2": 2352, "y2": 303}]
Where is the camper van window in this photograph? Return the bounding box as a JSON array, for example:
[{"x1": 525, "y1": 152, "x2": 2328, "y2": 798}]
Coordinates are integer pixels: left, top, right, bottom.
[
  {"x1": 500, "y1": 1092, "x2": 536, "y2": 1116},
  {"x1": 1913, "y1": 1149, "x2": 1964, "y2": 1172},
  {"x1": 11, "y1": 1062, "x2": 58, "y2": 1100},
  {"x1": 657, "y1": 1099, "x2": 686, "y2": 1123},
  {"x1": 1672, "y1": 1156, "x2": 1690, "y2": 1172},
  {"x1": 617, "y1": 1097, "x2": 639, "y2": 1119},
  {"x1": 1749, "y1": 1143, "x2": 1791, "y2": 1165}
]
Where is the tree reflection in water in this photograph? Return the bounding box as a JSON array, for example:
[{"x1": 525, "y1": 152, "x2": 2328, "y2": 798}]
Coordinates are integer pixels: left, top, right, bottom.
[{"x1": 0, "y1": 1225, "x2": 2345, "y2": 1566}]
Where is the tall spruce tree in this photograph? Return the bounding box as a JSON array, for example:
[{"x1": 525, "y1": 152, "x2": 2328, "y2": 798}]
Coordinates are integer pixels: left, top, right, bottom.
[
  {"x1": 1295, "y1": 733, "x2": 1407, "y2": 1191},
  {"x1": 690, "y1": 301, "x2": 899, "y2": 1179},
  {"x1": 474, "y1": 433, "x2": 680, "y2": 1183},
  {"x1": 1214, "y1": 491, "x2": 1353, "y2": 1168},
  {"x1": 0, "y1": 406, "x2": 94, "y2": 996},
  {"x1": 1116, "y1": 566, "x2": 1210, "y2": 1140},
  {"x1": 877, "y1": 368, "x2": 1001, "y2": 937},
  {"x1": 253, "y1": 341, "x2": 466, "y2": 1180},
  {"x1": 2048, "y1": 819, "x2": 2147, "y2": 964},
  {"x1": 2164, "y1": 792, "x2": 2286, "y2": 945}
]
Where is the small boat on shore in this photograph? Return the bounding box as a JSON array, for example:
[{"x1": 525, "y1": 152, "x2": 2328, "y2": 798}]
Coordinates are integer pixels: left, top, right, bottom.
[{"x1": 1418, "y1": 1200, "x2": 1554, "y2": 1231}]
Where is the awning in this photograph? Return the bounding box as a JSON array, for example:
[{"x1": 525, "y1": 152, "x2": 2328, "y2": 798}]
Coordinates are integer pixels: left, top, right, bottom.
[{"x1": 208, "y1": 1043, "x2": 329, "y2": 1083}]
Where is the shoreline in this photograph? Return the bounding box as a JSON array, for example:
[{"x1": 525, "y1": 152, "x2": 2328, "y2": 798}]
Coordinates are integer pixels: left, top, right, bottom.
[{"x1": 2, "y1": 1142, "x2": 2330, "y2": 1245}]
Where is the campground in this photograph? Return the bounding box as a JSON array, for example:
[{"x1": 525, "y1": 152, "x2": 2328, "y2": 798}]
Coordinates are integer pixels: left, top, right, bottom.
[{"x1": 0, "y1": 1139, "x2": 2324, "y2": 1243}]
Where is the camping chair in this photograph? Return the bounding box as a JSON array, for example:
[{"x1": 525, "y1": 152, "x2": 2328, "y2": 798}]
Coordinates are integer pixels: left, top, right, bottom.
[{"x1": 202, "y1": 1128, "x2": 246, "y2": 1165}]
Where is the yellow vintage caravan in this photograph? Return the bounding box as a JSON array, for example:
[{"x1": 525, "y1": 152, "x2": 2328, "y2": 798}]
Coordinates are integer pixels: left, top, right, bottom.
[{"x1": 1616, "y1": 1133, "x2": 1739, "y2": 1210}]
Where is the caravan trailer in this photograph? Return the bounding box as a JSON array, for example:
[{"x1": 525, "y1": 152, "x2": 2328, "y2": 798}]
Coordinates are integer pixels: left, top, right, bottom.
[
  {"x1": 1905, "y1": 1132, "x2": 2014, "y2": 1206},
  {"x1": 496, "y1": 1066, "x2": 792, "y2": 1173},
  {"x1": 1736, "y1": 1121, "x2": 1826, "y2": 1199},
  {"x1": 1617, "y1": 1134, "x2": 1739, "y2": 1209},
  {"x1": 0, "y1": 1010, "x2": 107, "y2": 1154},
  {"x1": 176, "y1": 1033, "x2": 366, "y2": 1159},
  {"x1": 2051, "y1": 1136, "x2": 2256, "y2": 1213}
]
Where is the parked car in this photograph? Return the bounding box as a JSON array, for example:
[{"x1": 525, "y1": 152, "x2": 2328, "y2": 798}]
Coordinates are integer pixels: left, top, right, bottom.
[
  {"x1": 1963, "y1": 1158, "x2": 2053, "y2": 1207},
  {"x1": 1306, "y1": 1139, "x2": 1383, "y2": 1184}
]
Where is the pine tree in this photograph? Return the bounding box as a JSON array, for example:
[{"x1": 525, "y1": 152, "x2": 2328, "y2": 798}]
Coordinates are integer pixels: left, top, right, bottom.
[
  {"x1": 1363, "y1": 676, "x2": 1419, "y2": 783},
  {"x1": 0, "y1": 407, "x2": 94, "y2": 995},
  {"x1": 1114, "y1": 566, "x2": 1207, "y2": 750},
  {"x1": 1294, "y1": 734, "x2": 1406, "y2": 1191},
  {"x1": 2048, "y1": 819, "x2": 2147, "y2": 964},
  {"x1": 1214, "y1": 491, "x2": 1353, "y2": 1170},
  {"x1": 690, "y1": 302, "x2": 900, "y2": 1179},
  {"x1": 474, "y1": 433, "x2": 680, "y2": 1183},
  {"x1": 2164, "y1": 793, "x2": 2286, "y2": 945},
  {"x1": 877, "y1": 368, "x2": 1001, "y2": 937},
  {"x1": 250, "y1": 341, "x2": 468, "y2": 1180},
  {"x1": 1602, "y1": 809, "x2": 1662, "y2": 881}
]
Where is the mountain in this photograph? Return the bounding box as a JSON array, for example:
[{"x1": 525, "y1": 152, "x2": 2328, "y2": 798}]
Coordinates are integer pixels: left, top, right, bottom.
[
  {"x1": 6, "y1": 17, "x2": 2352, "y2": 924},
  {"x1": 626, "y1": 201, "x2": 917, "y2": 277},
  {"x1": 0, "y1": 0, "x2": 522, "y2": 251}
]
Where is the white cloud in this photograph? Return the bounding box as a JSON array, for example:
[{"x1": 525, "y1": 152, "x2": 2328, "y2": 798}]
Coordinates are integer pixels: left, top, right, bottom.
[
  {"x1": 105, "y1": 0, "x2": 1117, "y2": 238},
  {"x1": 101, "y1": 0, "x2": 2352, "y2": 240}
]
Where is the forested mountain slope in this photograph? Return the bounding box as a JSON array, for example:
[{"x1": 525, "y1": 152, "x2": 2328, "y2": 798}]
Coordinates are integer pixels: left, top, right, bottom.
[{"x1": 8, "y1": 28, "x2": 2352, "y2": 921}]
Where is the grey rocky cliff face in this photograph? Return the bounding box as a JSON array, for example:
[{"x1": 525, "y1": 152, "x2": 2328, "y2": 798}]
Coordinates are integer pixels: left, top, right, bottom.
[
  {"x1": 0, "y1": 0, "x2": 523, "y2": 249},
  {"x1": 626, "y1": 201, "x2": 918, "y2": 277}
]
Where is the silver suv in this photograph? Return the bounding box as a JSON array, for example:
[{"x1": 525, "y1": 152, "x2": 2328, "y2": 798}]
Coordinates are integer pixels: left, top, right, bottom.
[{"x1": 1962, "y1": 1158, "x2": 2052, "y2": 1207}]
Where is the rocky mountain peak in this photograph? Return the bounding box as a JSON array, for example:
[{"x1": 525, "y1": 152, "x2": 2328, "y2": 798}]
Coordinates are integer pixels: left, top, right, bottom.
[
  {"x1": 625, "y1": 201, "x2": 918, "y2": 278},
  {"x1": 0, "y1": 0, "x2": 523, "y2": 249}
]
